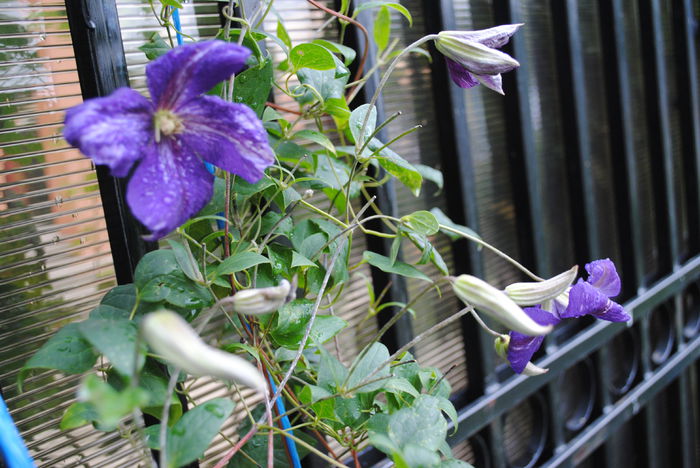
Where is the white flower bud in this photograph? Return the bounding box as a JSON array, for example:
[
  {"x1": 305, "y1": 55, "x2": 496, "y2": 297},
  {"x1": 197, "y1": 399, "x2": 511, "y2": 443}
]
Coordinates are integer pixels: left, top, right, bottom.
[
  {"x1": 504, "y1": 265, "x2": 578, "y2": 306},
  {"x1": 141, "y1": 310, "x2": 268, "y2": 395},
  {"x1": 452, "y1": 275, "x2": 553, "y2": 336},
  {"x1": 223, "y1": 280, "x2": 292, "y2": 315}
]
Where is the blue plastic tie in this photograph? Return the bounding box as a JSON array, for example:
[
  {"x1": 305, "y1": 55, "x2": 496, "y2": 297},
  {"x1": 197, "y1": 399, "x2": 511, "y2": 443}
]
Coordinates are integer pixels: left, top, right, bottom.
[
  {"x1": 171, "y1": 8, "x2": 184, "y2": 46},
  {"x1": 0, "y1": 394, "x2": 35, "y2": 468}
]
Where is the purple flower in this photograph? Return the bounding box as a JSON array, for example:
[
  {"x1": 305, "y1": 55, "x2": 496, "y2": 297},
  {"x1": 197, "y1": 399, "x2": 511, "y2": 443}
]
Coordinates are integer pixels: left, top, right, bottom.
[
  {"x1": 435, "y1": 24, "x2": 522, "y2": 95},
  {"x1": 560, "y1": 259, "x2": 630, "y2": 322},
  {"x1": 64, "y1": 40, "x2": 274, "y2": 240},
  {"x1": 507, "y1": 306, "x2": 560, "y2": 374}
]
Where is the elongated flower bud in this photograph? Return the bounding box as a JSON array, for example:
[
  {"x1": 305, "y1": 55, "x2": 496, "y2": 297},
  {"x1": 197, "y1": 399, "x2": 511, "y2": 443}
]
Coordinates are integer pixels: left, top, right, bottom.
[
  {"x1": 504, "y1": 266, "x2": 578, "y2": 306},
  {"x1": 141, "y1": 310, "x2": 267, "y2": 395},
  {"x1": 452, "y1": 275, "x2": 553, "y2": 336},
  {"x1": 220, "y1": 280, "x2": 292, "y2": 316},
  {"x1": 435, "y1": 30, "x2": 520, "y2": 75}
]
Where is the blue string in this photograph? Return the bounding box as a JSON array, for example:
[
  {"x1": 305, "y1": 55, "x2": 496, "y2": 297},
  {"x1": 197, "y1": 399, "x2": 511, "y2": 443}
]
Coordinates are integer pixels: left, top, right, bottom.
[
  {"x1": 0, "y1": 394, "x2": 35, "y2": 468},
  {"x1": 171, "y1": 11, "x2": 301, "y2": 464}
]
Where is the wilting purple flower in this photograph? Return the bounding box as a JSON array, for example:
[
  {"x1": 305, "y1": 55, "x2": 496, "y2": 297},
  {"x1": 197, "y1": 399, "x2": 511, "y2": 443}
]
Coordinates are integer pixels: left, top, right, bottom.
[
  {"x1": 64, "y1": 40, "x2": 274, "y2": 239},
  {"x1": 507, "y1": 306, "x2": 560, "y2": 374},
  {"x1": 435, "y1": 24, "x2": 522, "y2": 95},
  {"x1": 560, "y1": 259, "x2": 630, "y2": 322}
]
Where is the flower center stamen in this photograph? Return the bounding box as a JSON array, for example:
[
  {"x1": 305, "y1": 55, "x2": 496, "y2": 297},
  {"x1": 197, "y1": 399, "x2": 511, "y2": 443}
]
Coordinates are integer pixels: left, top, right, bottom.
[{"x1": 154, "y1": 110, "x2": 184, "y2": 142}]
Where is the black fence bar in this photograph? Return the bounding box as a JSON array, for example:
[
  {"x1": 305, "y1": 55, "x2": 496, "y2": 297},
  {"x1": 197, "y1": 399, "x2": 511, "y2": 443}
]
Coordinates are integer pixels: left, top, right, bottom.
[
  {"x1": 64, "y1": 0, "x2": 156, "y2": 285},
  {"x1": 541, "y1": 333, "x2": 700, "y2": 467},
  {"x1": 423, "y1": 0, "x2": 493, "y2": 398},
  {"x1": 446, "y1": 254, "x2": 700, "y2": 445},
  {"x1": 639, "y1": 0, "x2": 681, "y2": 270},
  {"x1": 551, "y1": 0, "x2": 599, "y2": 263},
  {"x1": 598, "y1": 0, "x2": 646, "y2": 293},
  {"x1": 675, "y1": 0, "x2": 700, "y2": 256}
]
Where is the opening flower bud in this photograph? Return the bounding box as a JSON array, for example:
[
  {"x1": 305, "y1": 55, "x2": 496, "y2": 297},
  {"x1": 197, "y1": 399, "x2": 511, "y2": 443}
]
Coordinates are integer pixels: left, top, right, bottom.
[
  {"x1": 452, "y1": 274, "x2": 553, "y2": 336},
  {"x1": 522, "y1": 362, "x2": 549, "y2": 376},
  {"x1": 223, "y1": 280, "x2": 293, "y2": 315},
  {"x1": 504, "y1": 265, "x2": 578, "y2": 306},
  {"x1": 141, "y1": 310, "x2": 268, "y2": 395}
]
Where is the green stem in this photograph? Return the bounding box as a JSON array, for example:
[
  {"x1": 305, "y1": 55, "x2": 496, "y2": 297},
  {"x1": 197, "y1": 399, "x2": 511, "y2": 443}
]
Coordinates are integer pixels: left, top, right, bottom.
[{"x1": 438, "y1": 224, "x2": 543, "y2": 281}]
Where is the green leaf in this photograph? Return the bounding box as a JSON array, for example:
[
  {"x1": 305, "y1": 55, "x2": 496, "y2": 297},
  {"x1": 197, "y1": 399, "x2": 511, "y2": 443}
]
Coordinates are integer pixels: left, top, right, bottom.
[
  {"x1": 78, "y1": 308, "x2": 144, "y2": 377},
  {"x1": 60, "y1": 402, "x2": 99, "y2": 430},
  {"x1": 312, "y1": 39, "x2": 356, "y2": 66},
  {"x1": 349, "y1": 104, "x2": 376, "y2": 152},
  {"x1": 335, "y1": 396, "x2": 365, "y2": 426},
  {"x1": 233, "y1": 58, "x2": 273, "y2": 116},
  {"x1": 294, "y1": 129, "x2": 336, "y2": 155},
  {"x1": 276, "y1": 19, "x2": 292, "y2": 49},
  {"x1": 140, "y1": 274, "x2": 213, "y2": 309},
  {"x1": 353, "y1": 1, "x2": 413, "y2": 26},
  {"x1": 160, "y1": 0, "x2": 183, "y2": 8},
  {"x1": 296, "y1": 56, "x2": 350, "y2": 103},
  {"x1": 347, "y1": 342, "x2": 390, "y2": 393},
  {"x1": 363, "y1": 251, "x2": 431, "y2": 282},
  {"x1": 291, "y1": 251, "x2": 318, "y2": 269},
  {"x1": 317, "y1": 347, "x2": 348, "y2": 392},
  {"x1": 78, "y1": 375, "x2": 150, "y2": 431},
  {"x1": 100, "y1": 284, "x2": 157, "y2": 317},
  {"x1": 290, "y1": 43, "x2": 336, "y2": 70},
  {"x1": 373, "y1": 6, "x2": 391, "y2": 53},
  {"x1": 401, "y1": 210, "x2": 439, "y2": 235},
  {"x1": 388, "y1": 395, "x2": 447, "y2": 452},
  {"x1": 383, "y1": 377, "x2": 420, "y2": 398},
  {"x1": 215, "y1": 252, "x2": 270, "y2": 276},
  {"x1": 310, "y1": 315, "x2": 347, "y2": 345},
  {"x1": 134, "y1": 250, "x2": 180, "y2": 289},
  {"x1": 270, "y1": 299, "x2": 313, "y2": 348},
  {"x1": 368, "y1": 140, "x2": 423, "y2": 196},
  {"x1": 139, "y1": 32, "x2": 171, "y2": 60},
  {"x1": 430, "y1": 207, "x2": 481, "y2": 242},
  {"x1": 19, "y1": 323, "x2": 98, "y2": 390},
  {"x1": 324, "y1": 97, "x2": 352, "y2": 126},
  {"x1": 415, "y1": 164, "x2": 444, "y2": 190},
  {"x1": 167, "y1": 239, "x2": 203, "y2": 283},
  {"x1": 145, "y1": 398, "x2": 235, "y2": 468},
  {"x1": 436, "y1": 396, "x2": 458, "y2": 432},
  {"x1": 407, "y1": 233, "x2": 449, "y2": 275}
]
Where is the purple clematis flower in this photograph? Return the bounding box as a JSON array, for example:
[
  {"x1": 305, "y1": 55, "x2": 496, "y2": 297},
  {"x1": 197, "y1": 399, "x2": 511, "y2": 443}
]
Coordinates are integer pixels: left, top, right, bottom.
[
  {"x1": 560, "y1": 259, "x2": 630, "y2": 322},
  {"x1": 507, "y1": 306, "x2": 560, "y2": 374},
  {"x1": 64, "y1": 40, "x2": 274, "y2": 240},
  {"x1": 434, "y1": 24, "x2": 522, "y2": 95}
]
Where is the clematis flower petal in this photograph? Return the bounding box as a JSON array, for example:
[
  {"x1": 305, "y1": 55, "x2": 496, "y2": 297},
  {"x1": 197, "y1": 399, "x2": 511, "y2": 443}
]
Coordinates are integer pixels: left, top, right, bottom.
[
  {"x1": 474, "y1": 73, "x2": 504, "y2": 95},
  {"x1": 178, "y1": 96, "x2": 275, "y2": 183},
  {"x1": 447, "y1": 24, "x2": 523, "y2": 49},
  {"x1": 126, "y1": 139, "x2": 213, "y2": 240},
  {"x1": 585, "y1": 259, "x2": 621, "y2": 297},
  {"x1": 63, "y1": 88, "x2": 154, "y2": 177},
  {"x1": 147, "y1": 40, "x2": 250, "y2": 111},
  {"x1": 445, "y1": 58, "x2": 479, "y2": 89},
  {"x1": 562, "y1": 280, "x2": 630, "y2": 322},
  {"x1": 507, "y1": 306, "x2": 560, "y2": 374}
]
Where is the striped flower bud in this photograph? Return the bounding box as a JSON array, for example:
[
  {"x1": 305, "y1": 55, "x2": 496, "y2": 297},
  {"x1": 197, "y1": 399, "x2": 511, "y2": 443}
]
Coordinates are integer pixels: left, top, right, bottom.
[
  {"x1": 504, "y1": 265, "x2": 578, "y2": 306},
  {"x1": 452, "y1": 275, "x2": 553, "y2": 336},
  {"x1": 141, "y1": 310, "x2": 267, "y2": 395},
  {"x1": 222, "y1": 280, "x2": 292, "y2": 316}
]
